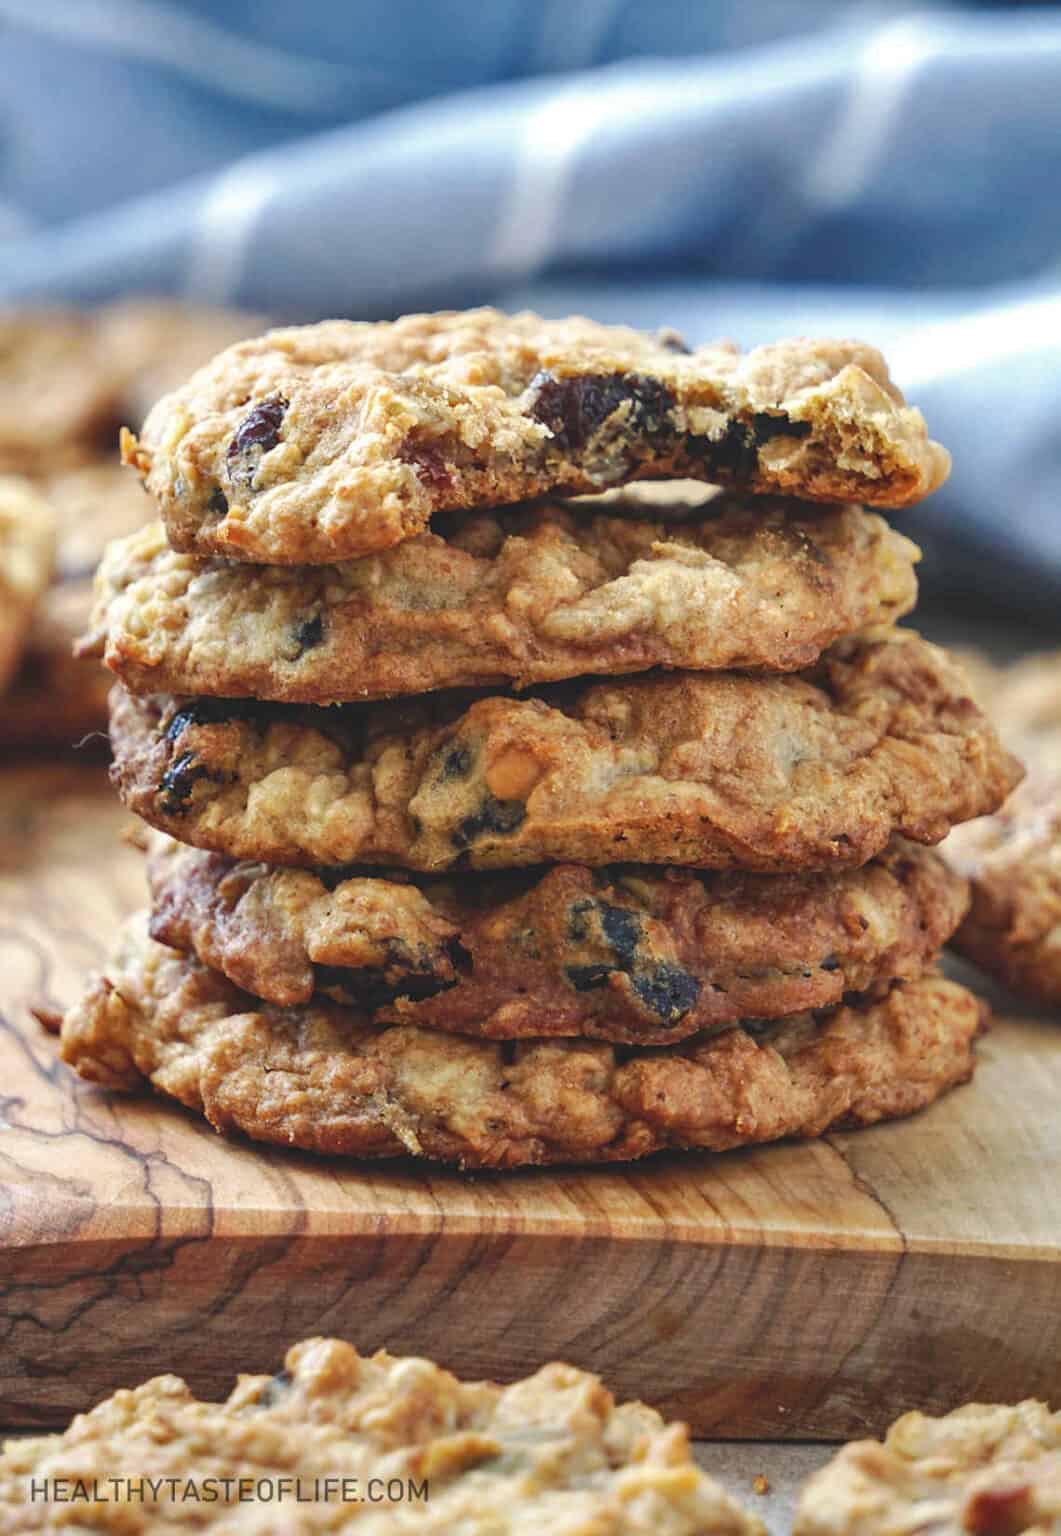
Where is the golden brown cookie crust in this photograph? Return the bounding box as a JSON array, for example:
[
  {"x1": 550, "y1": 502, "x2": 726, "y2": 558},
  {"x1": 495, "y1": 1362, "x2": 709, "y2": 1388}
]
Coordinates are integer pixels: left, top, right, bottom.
[
  {"x1": 123, "y1": 310, "x2": 950, "y2": 566},
  {"x1": 145, "y1": 833, "x2": 968, "y2": 1044},
  {"x1": 944, "y1": 651, "x2": 1059, "y2": 1007},
  {"x1": 794, "y1": 1400, "x2": 1060, "y2": 1536},
  {"x1": 107, "y1": 631, "x2": 1021, "y2": 873},
  {"x1": 60, "y1": 916, "x2": 985, "y2": 1168},
  {"x1": 0, "y1": 1336, "x2": 763, "y2": 1536},
  {"x1": 83, "y1": 499, "x2": 920, "y2": 704}
]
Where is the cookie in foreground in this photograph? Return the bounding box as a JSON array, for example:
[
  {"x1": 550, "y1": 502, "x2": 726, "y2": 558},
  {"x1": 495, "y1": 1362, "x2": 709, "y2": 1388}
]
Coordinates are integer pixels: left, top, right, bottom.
[
  {"x1": 83, "y1": 498, "x2": 920, "y2": 703},
  {"x1": 794, "y1": 1399, "x2": 1059, "y2": 1536},
  {"x1": 108, "y1": 630, "x2": 1022, "y2": 872},
  {"x1": 944, "y1": 651, "x2": 1061, "y2": 1008},
  {"x1": 60, "y1": 916, "x2": 986, "y2": 1168},
  {"x1": 123, "y1": 309, "x2": 950, "y2": 565},
  {"x1": 145, "y1": 833, "x2": 968, "y2": 1044},
  {"x1": 1, "y1": 1335, "x2": 764, "y2": 1536}
]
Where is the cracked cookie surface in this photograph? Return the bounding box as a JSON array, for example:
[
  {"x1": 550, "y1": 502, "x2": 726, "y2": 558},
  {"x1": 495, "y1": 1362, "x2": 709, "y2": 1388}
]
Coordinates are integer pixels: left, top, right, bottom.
[
  {"x1": 0, "y1": 475, "x2": 55, "y2": 693},
  {"x1": 108, "y1": 630, "x2": 1021, "y2": 873},
  {"x1": 1, "y1": 1336, "x2": 762, "y2": 1536},
  {"x1": 122, "y1": 309, "x2": 950, "y2": 565},
  {"x1": 944, "y1": 651, "x2": 1060, "y2": 1007},
  {"x1": 83, "y1": 498, "x2": 920, "y2": 703},
  {"x1": 145, "y1": 833, "x2": 967, "y2": 1044},
  {"x1": 60, "y1": 917, "x2": 985, "y2": 1167},
  {"x1": 795, "y1": 1399, "x2": 1060, "y2": 1536}
]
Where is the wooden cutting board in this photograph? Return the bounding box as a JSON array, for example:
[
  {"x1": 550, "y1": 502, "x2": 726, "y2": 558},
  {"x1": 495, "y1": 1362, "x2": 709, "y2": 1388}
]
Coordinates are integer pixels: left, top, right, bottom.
[{"x1": 0, "y1": 757, "x2": 1058, "y2": 1437}]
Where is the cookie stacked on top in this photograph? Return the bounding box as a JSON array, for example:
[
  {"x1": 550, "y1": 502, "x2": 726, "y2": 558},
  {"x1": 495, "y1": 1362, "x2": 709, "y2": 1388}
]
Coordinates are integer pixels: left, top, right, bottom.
[{"x1": 63, "y1": 310, "x2": 1021, "y2": 1167}]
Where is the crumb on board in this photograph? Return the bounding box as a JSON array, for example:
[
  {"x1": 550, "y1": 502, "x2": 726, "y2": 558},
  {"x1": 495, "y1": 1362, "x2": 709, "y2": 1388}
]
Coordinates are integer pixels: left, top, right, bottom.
[{"x1": 753, "y1": 1475, "x2": 771, "y2": 1496}]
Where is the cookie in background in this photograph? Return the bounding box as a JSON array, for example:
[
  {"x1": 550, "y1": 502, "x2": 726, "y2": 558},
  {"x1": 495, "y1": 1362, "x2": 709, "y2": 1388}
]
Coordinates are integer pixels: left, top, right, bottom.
[
  {"x1": 944, "y1": 650, "x2": 1061, "y2": 1009},
  {"x1": 0, "y1": 300, "x2": 261, "y2": 749}
]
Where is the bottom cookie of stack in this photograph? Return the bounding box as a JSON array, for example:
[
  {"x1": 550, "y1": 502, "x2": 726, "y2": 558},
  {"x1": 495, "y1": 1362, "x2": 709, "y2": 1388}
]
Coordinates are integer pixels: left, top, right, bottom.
[{"x1": 61, "y1": 915, "x2": 986, "y2": 1170}]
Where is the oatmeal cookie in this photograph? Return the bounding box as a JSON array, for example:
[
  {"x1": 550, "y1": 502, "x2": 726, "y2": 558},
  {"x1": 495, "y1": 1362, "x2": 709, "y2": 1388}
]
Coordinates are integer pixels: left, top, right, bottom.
[
  {"x1": 795, "y1": 1400, "x2": 1060, "y2": 1536},
  {"x1": 0, "y1": 310, "x2": 119, "y2": 473},
  {"x1": 0, "y1": 302, "x2": 262, "y2": 480},
  {"x1": 0, "y1": 463, "x2": 148, "y2": 744},
  {"x1": 83, "y1": 499, "x2": 920, "y2": 704},
  {"x1": 0, "y1": 581, "x2": 111, "y2": 747},
  {"x1": 0, "y1": 476, "x2": 55, "y2": 693},
  {"x1": 944, "y1": 652, "x2": 1061, "y2": 1007},
  {"x1": 108, "y1": 631, "x2": 1021, "y2": 873},
  {"x1": 0, "y1": 1337, "x2": 762, "y2": 1536},
  {"x1": 121, "y1": 309, "x2": 950, "y2": 565},
  {"x1": 146, "y1": 833, "x2": 968, "y2": 1043},
  {"x1": 45, "y1": 461, "x2": 153, "y2": 579},
  {"x1": 61, "y1": 917, "x2": 984, "y2": 1167},
  {"x1": 93, "y1": 295, "x2": 263, "y2": 429}
]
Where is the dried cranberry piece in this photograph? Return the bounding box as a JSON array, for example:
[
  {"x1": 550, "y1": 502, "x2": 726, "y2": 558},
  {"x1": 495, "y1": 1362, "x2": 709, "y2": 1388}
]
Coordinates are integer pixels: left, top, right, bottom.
[
  {"x1": 689, "y1": 412, "x2": 812, "y2": 478},
  {"x1": 528, "y1": 371, "x2": 675, "y2": 453},
  {"x1": 398, "y1": 438, "x2": 454, "y2": 495},
  {"x1": 226, "y1": 395, "x2": 288, "y2": 488}
]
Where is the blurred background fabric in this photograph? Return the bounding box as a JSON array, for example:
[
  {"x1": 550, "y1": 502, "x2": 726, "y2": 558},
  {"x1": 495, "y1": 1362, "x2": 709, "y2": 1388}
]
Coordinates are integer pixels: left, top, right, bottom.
[{"x1": 1, "y1": 0, "x2": 1060, "y2": 620}]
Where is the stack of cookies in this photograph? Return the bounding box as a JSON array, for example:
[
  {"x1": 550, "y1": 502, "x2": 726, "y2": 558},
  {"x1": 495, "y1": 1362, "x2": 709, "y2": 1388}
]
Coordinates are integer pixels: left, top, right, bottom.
[{"x1": 63, "y1": 310, "x2": 1022, "y2": 1168}]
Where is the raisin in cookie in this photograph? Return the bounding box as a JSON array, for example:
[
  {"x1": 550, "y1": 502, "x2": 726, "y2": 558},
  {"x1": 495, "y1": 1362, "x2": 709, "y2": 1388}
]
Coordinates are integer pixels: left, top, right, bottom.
[
  {"x1": 108, "y1": 630, "x2": 1021, "y2": 873},
  {"x1": 944, "y1": 651, "x2": 1061, "y2": 1008},
  {"x1": 0, "y1": 476, "x2": 55, "y2": 693},
  {"x1": 795, "y1": 1400, "x2": 1059, "y2": 1536},
  {"x1": 60, "y1": 917, "x2": 985, "y2": 1167},
  {"x1": 0, "y1": 1337, "x2": 763, "y2": 1536},
  {"x1": 146, "y1": 832, "x2": 968, "y2": 1044},
  {"x1": 83, "y1": 498, "x2": 920, "y2": 704},
  {"x1": 122, "y1": 309, "x2": 950, "y2": 565}
]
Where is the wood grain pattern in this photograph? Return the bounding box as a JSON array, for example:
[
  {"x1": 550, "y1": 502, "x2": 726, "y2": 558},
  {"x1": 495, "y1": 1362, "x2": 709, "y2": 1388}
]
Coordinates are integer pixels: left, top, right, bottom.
[{"x1": 0, "y1": 758, "x2": 1058, "y2": 1436}]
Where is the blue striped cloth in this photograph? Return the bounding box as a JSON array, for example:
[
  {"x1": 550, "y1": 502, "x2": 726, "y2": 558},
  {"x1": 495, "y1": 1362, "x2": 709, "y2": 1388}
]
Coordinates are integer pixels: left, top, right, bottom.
[{"x1": 1, "y1": 1, "x2": 1059, "y2": 617}]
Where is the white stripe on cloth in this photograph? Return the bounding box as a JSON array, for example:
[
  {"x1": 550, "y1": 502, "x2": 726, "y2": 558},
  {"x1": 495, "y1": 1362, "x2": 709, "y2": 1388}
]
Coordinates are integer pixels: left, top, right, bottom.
[
  {"x1": 807, "y1": 10, "x2": 1061, "y2": 213},
  {"x1": 487, "y1": 72, "x2": 715, "y2": 284},
  {"x1": 805, "y1": 13, "x2": 945, "y2": 211},
  {"x1": 184, "y1": 163, "x2": 278, "y2": 305},
  {"x1": 0, "y1": 0, "x2": 364, "y2": 115},
  {"x1": 888, "y1": 290, "x2": 1061, "y2": 387}
]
